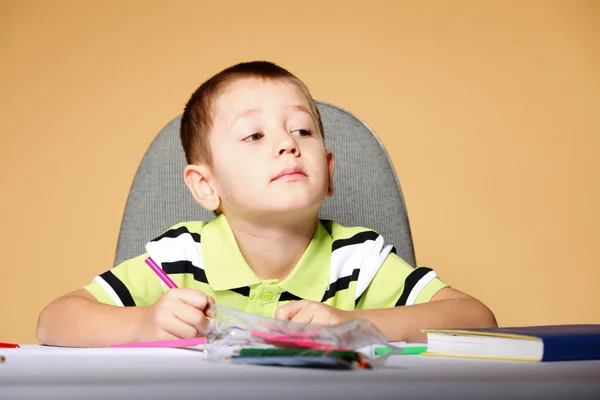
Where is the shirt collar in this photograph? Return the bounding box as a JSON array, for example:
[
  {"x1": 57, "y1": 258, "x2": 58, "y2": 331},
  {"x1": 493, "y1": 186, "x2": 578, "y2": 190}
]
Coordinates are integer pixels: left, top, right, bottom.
[
  {"x1": 277, "y1": 221, "x2": 330, "y2": 302},
  {"x1": 202, "y1": 214, "x2": 261, "y2": 291}
]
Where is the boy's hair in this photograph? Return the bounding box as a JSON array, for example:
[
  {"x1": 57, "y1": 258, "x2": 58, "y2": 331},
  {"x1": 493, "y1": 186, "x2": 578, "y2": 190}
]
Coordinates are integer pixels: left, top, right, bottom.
[{"x1": 180, "y1": 61, "x2": 324, "y2": 165}]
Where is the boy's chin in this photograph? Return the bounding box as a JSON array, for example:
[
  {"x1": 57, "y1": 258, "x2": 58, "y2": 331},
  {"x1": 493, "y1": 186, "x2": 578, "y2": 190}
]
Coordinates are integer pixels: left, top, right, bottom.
[{"x1": 247, "y1": 201, "x2": 322, "y2": 219}]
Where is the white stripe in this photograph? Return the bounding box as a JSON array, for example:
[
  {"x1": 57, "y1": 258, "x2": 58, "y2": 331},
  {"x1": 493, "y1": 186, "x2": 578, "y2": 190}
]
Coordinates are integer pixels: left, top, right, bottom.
[
  {"x1": 145, "y1": 234, "x2": 204, "y2": 272},
  {"x1": 329, "y1": 233, "x2": 391, "y2": 301},
  {"x1": 329, "y1": 241, "x2": 373, "y2": 284},
  {"x1": 355, "y1": 236, "x2": 393, "y2": 299},
  {"x1": 93, "y1": 275, "x2": 124, "y2": 307},
  {"x1": 405, "y1": 270, "x2": 438, "y2": 306}
]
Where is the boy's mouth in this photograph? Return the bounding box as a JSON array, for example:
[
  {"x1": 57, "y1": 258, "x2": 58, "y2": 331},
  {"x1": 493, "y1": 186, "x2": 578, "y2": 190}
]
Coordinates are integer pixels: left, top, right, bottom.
[{"x1": 272, "y1": 166, "x2": 307, "y2": 182}]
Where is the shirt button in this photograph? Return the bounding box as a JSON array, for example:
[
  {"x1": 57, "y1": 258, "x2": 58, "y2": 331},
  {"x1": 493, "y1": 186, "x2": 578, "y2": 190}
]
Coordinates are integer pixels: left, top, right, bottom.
[{"x1": 260, "y1": 292, "x2": 273, "y2": 301}]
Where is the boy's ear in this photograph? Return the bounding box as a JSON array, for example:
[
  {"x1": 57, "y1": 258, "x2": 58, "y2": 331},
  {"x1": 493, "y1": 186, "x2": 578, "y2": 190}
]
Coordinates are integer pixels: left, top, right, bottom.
[
  {"x1": 183, "y1": 164, "x2": 221, "y2": 211},
  {"x1": 326, "y1": 150, "x2": 335, "y2": 196}
]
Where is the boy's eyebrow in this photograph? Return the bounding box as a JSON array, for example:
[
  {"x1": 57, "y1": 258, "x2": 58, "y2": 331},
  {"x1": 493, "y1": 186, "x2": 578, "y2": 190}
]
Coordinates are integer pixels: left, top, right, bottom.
[
  {"x1": 237, "y1": 108, "x2": 260, "y2": 119},
  {"x1": 285, "y1": 104, "x2": 311, "y2": 115},
  {"x1": 233, "y1": 108, "x2": 259, "y2": 122},
  {"x1": 229, "y1": 108, "x2": 260, "y2": 131},
  {"x1": 229, "y1": 105, "x2": 312, "y2": 130}
]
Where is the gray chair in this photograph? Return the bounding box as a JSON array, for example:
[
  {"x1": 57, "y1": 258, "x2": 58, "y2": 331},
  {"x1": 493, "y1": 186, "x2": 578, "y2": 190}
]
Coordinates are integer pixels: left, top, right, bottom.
[{"x1": 114, "y1": 102, "x2": 416, "y2": 267}]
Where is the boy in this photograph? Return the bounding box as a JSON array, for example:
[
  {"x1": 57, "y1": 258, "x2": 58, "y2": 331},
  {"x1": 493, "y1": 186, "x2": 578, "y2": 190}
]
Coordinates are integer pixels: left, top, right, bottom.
[{"x1": 37, "y1": 61, "x2": 497, "y2": 347}]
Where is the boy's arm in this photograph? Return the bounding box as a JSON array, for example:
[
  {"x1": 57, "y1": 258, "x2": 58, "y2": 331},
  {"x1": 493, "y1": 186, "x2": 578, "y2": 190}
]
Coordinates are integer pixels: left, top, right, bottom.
[
  {"x1": 276, "y1": 287, "x2": 496, "y2": 343},
  {"x1": 276, "y1": 246, "x2": 497, "y2": 342},
  {"x1": 37, "y1": 287, "x2": 214, "y2": 348},
  {"x1": 352, "y1": 287, "x2": 497, "y2": 342},
  {"x1": 36, "y1": 289, "x2": 147, "y2": 347},
  {"x1": 351, "y1": 251, "x2": 497, "y2": 342}
]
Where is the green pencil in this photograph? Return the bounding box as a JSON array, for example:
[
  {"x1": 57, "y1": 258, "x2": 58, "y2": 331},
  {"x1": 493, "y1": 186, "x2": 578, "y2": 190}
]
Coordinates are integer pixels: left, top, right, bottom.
[
  {"x1": 375, "y1": 346, "x2": 427, "y2": 356},
  {"x1": 238, "y1": 348, "x2": 362, "y2": 361}
]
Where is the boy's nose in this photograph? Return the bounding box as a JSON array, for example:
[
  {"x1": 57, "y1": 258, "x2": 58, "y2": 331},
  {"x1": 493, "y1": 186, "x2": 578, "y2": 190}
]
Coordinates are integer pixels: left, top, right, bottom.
[
  {"x1": 273, "y1": 136, "x2": 300, "y2": 157},
  {"x1": 279, "y1": 147, "x2": 297, "y2": 155}
]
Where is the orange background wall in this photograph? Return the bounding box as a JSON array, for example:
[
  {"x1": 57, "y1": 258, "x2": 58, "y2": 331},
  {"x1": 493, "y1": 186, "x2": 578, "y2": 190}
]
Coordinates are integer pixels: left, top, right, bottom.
[{"x1": 1, "y1": 0, "x2": 598, "y2": 343}]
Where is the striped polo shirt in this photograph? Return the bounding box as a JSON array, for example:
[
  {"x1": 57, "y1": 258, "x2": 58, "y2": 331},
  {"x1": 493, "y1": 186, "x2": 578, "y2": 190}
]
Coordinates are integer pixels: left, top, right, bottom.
[{"x1": 84, "y1": 215, "x2": 448, "y2": 317}]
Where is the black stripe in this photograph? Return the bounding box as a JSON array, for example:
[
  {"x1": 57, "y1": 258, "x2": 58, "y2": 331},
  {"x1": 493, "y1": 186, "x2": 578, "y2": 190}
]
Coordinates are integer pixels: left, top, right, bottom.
[
  {"x1": 321, "y1": 269, "x2": 360, "y2": 302},
  {"x1": 354, "y1": 291, "x2": 365, "y2": 307},
  {"x1": 331, "y1": 231, "x2": 379, "y2": 252},
  {"x1": 280, "y1": 291, "x2": 303, "y2": 302},
  {"x1": 390, "y1": 246, "x2": 397, "y2": 255},
  {"x1": 100, "y1": 271, "x2": 136, "y2": 307},
  {"x1": 230, "y1": 286, "x2": 250, "y2": 297},
  {"x1": 395, "y1": 267, "x2": 433, "y2": 306},
  {"x1": 320, "y1": 219, "x2": 333, "y2": 235},
  {"x1": 151, "y1": 226, "x2": 201, "y2": 243},
  {"x1": 162, "y1": 261, "x2": 208, "y2": 284}
]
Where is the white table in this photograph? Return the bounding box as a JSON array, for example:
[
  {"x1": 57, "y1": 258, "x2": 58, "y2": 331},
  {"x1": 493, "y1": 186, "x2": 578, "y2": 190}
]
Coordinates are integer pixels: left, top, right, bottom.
[{"x1": 1, "y1": 345, "x2": 599, "y2": 400}]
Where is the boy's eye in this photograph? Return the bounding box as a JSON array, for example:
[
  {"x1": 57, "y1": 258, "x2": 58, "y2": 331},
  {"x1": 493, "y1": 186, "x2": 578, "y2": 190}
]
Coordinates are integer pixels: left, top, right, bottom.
[
  {"x1": 291, "y1": 129, "x2": 311, "y2": 137},
  {"x1": 243, "y1": 133, "x2": 263, "y2": 142}
]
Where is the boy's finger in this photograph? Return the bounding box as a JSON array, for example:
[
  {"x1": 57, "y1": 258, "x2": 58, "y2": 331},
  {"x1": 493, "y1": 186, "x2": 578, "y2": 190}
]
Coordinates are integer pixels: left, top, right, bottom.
[
  {"x1": 174, "y1": 304, "x2": 207, "y2": 334},
  {"x1": 205, "y1": 297, "x2": 216, "y2": 318},
  {"x1": 164, "y1": 315, "x2": 198, "y2": 339},
  {"x1": 275, "y1": 301, "x2": 304, "y2": 320},
  {"x1": 195, "y1": 315, "x2": 210, "y2": 334},
  {"x1": 289, "y1": 309, "x2": 314, "y2": 325},
  {"x1": 169, "y1": 289, "x2": 211, "y2": 310}
]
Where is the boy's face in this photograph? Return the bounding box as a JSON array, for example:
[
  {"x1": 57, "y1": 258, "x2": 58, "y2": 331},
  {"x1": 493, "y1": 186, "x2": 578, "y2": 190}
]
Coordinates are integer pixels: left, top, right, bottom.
[{"x1": 202, "y1": 78, "x2": 334, "y2": 220}]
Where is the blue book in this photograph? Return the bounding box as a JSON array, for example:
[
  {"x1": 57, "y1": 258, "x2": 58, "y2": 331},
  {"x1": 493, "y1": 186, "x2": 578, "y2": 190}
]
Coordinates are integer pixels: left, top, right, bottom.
[{"x1": 422, "y1": 324, "x2": 600, "y2": 362}]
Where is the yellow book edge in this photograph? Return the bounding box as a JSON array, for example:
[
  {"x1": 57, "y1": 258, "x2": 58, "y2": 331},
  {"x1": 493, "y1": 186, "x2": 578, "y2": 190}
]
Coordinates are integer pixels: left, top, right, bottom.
[
  {"x1": 421, "y1": 352, "x2": 540, "y2": 362},
  {"x1": 422, "y1": 329, "x2": 542, "y2": 342}
]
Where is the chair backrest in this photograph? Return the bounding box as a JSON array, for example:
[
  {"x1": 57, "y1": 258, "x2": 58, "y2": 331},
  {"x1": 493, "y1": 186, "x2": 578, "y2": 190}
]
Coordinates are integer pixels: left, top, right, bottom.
[{"x1": 114, "y1": 102, "x2": 416, "y2": 267}]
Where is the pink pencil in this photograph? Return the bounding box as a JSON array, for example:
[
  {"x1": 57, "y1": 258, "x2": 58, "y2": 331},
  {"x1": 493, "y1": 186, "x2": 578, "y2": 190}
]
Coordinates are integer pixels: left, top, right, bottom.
[
  {"x1": 110, "y1": 337, "x2": 207, "y2": 348},
  {"x1": 250, "y1": 330, "x2": 343, "y2": 351},
  {"x1": 145, "y1": 257, "x2": 178, "y2": 288}
]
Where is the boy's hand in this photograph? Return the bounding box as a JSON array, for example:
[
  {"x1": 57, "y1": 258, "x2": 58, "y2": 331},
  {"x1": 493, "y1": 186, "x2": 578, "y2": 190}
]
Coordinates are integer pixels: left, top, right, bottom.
[
  {"x1": 133, "y1": 288, "x2": 214, "y2": 342},
  {"x1": 275, "y1": 300, "x2": 352, "y2": 325}
]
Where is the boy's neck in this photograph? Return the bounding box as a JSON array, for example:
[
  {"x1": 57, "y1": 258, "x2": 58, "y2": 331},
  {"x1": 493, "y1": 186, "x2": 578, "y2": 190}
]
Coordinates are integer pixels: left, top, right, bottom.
[{"x1": 225, "y1": 214, "x2": 319, "y2": 281}]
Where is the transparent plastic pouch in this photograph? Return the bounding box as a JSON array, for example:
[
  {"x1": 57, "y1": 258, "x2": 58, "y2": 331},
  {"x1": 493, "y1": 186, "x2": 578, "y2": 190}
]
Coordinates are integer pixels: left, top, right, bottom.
[{"x1": 203, "y1": 304, "x2": 399, "y2": 369}]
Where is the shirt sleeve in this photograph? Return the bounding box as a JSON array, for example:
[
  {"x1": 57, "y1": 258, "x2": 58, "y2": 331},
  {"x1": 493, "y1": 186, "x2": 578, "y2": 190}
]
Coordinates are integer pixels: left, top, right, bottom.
[
  {"x1": 356, "y1": 253, "x2": 449, "y2": 310},
  {"x1": 83, "y1": 253, "x2": 165, "y2": 307}
]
